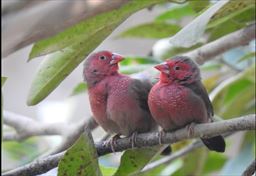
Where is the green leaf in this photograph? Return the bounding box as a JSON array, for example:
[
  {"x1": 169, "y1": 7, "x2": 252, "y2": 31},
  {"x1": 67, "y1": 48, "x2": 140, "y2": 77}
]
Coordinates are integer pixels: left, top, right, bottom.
[
  {"x1": 155, "y1": 4, "x2": 195, "y2": 21},
  {"x1": 168, "y1": 0, "x2": 228, "y2": 47},
  {"x1": 173, "y1": 148, "x2": 208, "y2": 175},
  {"x1": 1, "y1": 77, "x2": 7, "y2": 86},
  {"x1": 26, "y1": 0, "x2": 169, "y2": 105},
  {"x1": 26, "y1": 18, "x2": 123, "y2": 106},
  {"x1": 121, "y1": 56, "x2": 160, "y2": 66},
  {"x1": 2, "y1": 138, "x2": 41, "y2": 170},
  {"x1": 189, "y1": 0, "x2": 210, "y2": 12},
  {"x1": 211, "y1": 65, "x2": 255, "y2": 118},
  {"x1": 207, "y1": 7, "x2": 255, "y2": 41},
  {"x1": 120, "y1": 64, "x2": 157, "y2": 74},
  {"x1": 29, "y1": 0, "x2": 168, "y2": 60},
  {"x1": 120, "y1": 22, "x2": 181, "y2": 39},
  {"x1": 238, "y1": 52, "x2": 256, "y2": 63},
  {"x1": 100, "y1": 165, "x2": 117, "y2": 176},
  {"x1": 221, "y1": 143, "x2": 254, "y2": 175},
  {"x1": 114, "y1": 146, "x2": 162, "y2": 176},
  {"x1": 71, "y1": 82, "x2": 87, "y2": 96},
  {"x1": 58, "y1": 131, "x2": 102, "y2": 176},
  {"x1": 209, "y1": 0, "x2": 254, "y2": 27},
  {"x1": 202, "y1": 152, "x2": 227, "y2": 174}
]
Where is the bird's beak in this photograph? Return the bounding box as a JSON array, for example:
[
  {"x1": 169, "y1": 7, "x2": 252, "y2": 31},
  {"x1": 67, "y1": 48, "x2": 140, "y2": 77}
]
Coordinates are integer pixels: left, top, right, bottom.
[
  {"x1": 110, "y1": 53, "x2": 124, "y2": 65},
  {"x1": 154, "y1": 63, "x2": 170, "y2": 74}
]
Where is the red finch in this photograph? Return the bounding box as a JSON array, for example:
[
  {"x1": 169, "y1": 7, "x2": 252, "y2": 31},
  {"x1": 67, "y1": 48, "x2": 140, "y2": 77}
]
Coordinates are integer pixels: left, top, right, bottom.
[
  {"x1": 83, "y1": 51, "x2": 156, "y2": 150},
  {"x1": 148, "y1": 56, "x2": 225, "y2": 152}
]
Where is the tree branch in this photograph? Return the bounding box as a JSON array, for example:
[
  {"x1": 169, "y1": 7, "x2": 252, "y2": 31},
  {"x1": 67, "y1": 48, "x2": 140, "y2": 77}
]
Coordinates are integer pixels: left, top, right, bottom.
[
  {"x1": 3, "y1": 110, "x2": 97, "y2": 141},
  {"x1": 2, "y1": 114, "x2": 255, "y2": 176},
  {"x1": 185, "y1": 24, "x2": 256, "y2": 64},
  {"x1": 242, "y1": 159, "x2": 256, "y2": 176}
]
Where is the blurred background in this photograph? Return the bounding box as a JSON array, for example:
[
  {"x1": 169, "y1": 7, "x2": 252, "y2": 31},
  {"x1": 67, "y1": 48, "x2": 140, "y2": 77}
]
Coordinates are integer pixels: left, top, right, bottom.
[{"x1": 2, "y1": 0, "x2": 255, "y2": 175}]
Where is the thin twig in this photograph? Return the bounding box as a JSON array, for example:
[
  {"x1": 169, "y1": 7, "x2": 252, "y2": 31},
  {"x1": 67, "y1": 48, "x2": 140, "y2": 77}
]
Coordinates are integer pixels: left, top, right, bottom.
[
  {"x1": 3, "y1": 110, "x2": 97, "y2": 142},
  {"x1": 185, "y1": 24, "x2": 256, "y2": 64},
  {"x1": 2, "y1": 114, "x2": 255, "y2": 176}
]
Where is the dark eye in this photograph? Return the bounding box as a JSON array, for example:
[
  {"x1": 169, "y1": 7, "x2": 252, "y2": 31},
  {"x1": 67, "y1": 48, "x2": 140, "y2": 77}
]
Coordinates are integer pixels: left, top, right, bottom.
[
  {"x1": 99, "y1": 55, "x2": 106, "y2": 60},
  {"x1": 174, "y1": 66, "x2": 180, "y2": 70}
]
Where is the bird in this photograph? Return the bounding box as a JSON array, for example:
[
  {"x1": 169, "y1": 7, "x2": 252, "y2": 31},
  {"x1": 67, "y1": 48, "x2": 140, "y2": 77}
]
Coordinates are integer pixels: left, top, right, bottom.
[
  {"x1": 83, "y1": 50, "x2": 157, "y2": 151},
  {"x1": 148, "y1": 56, "x2": 225, "y2": 152}
]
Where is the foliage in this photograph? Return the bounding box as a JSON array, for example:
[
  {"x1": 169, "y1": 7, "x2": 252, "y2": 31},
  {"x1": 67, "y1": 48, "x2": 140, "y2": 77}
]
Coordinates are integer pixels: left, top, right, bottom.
[{"x1": 2, "y1": 0, "x2": 255, "y2": 176}]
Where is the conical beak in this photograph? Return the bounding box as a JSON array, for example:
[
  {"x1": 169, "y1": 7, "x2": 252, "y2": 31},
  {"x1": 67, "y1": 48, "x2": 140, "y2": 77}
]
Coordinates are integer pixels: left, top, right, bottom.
[
  {"x1": 154, "y1": 63, "x2": 170, "y2": 74},
  {"x1": 110, "y1": 53, "x2": 124, "y2": 65}
]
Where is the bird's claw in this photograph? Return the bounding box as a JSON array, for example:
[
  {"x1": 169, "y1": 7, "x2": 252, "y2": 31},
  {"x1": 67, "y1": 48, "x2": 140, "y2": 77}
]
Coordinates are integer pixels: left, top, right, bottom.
[
  {"x1": 158, "y1": 130, "x2": 165, "y2": 145},
  {"x1": 103, "y1": 134, "x2": 120, "y2": 153},
  {"x1": 186, "y1": 123, "x2": 196, "y2": 137},
  {"x1": 130, "y1": 132, "x2": 138, "y2": 148}
]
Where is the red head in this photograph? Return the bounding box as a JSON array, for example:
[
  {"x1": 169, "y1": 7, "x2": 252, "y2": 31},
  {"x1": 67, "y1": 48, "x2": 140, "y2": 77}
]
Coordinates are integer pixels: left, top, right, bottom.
[
  {"x1": 154, "y1": 56, "x2": 201, "y2": 84},
  {"x1": 83, "y1": 51, "x2": 124, "y2": 86}
]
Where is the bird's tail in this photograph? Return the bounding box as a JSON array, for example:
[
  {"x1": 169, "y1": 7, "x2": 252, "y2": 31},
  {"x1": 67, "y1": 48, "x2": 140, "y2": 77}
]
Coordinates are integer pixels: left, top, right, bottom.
[
  {"x1": 201, "y1": 135, "x2": 226, "y2": 152},
  {"x1": 161, "y1": 145, "x2": 172, "y2": 155}
]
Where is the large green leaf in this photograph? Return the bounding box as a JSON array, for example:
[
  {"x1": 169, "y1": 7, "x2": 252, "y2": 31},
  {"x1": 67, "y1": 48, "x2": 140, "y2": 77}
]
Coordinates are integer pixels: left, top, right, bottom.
[
  {"x1": 120, "y1": 22, "x2": 181, "y2": 39},
  {"x1": 27, "y1": 26, "x2": 111, "y2": 105},
  {"x1": 26, "y1": 0, "x2": 168, "y2": 105},
  {"x1": 58, "y1": 131, "x2": 102, "y2": 176},
  {"x1": 113, "y1": 146, "x2": 163, "y2": 176},
  {"x1": 29, "y1": 0, "x2": 167, "y2": 60},
  {"x1": 155, "y1": 4, "x2": 196, "y2": 21}
]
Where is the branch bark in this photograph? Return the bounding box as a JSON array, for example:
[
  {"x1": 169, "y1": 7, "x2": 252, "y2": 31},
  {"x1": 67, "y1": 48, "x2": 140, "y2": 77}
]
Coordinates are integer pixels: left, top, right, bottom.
[
  {"x1": 2, "y1": 114, "x2": 255, "y2": 176},
  {"x1": 185, "y1": 23, "x2": 256, "y2": 64},
  {"x1": 242, "y1": 159, "x2": 256, "y2": 176}
]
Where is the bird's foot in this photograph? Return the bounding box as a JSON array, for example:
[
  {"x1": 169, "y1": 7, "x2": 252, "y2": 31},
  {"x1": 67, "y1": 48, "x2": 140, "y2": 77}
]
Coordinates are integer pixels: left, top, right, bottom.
[
  {"x1": 186, "y1": 123, "x2": 196, "y2": 137},
  {"x1": 103, "y1": 134, "x2": 120, "y2": 153},
  {"x1": 158, "y1": 130, "x2": 165, "y2": 145},
  {"x1": 130, "y1": 132, "x2": 138, "y2": 148}
]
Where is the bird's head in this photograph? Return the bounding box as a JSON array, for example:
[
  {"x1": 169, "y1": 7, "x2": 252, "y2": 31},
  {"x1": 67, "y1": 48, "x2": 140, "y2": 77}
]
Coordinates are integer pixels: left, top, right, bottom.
[
  {"x1": 83, "y1": 50, "x2": 124, "y2": 86},
  {"x1": 154, "y1": 56, "x2": 201, "y2": 84}
]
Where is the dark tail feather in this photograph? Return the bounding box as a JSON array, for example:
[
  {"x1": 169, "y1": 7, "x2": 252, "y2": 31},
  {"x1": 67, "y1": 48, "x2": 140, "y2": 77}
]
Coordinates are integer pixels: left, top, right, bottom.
[
  {"x1": 201, "y1": 135, "x2": 226, "y2": 152},
  {"x1": 161, "y1": 146, "x2": 172, "y2": 156}
]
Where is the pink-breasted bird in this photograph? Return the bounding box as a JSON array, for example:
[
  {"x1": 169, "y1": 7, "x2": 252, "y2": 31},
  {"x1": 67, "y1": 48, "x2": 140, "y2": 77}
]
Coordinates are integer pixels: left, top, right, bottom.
[
  {"x1": 83, "y1": 51, "x2": 156, "y2": 150},
  {"x1": 148, "y1": 56, "x2": 225, "y2": 152}
]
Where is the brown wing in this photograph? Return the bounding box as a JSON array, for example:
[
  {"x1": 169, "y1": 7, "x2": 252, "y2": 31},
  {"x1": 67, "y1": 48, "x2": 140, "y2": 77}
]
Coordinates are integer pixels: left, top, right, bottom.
[
  {"x1": 130, "y1": 78, "x2": 153, "y2": 112},
  {"x1": 186, "y1": 81, "x2": 214, "y2": 118}
]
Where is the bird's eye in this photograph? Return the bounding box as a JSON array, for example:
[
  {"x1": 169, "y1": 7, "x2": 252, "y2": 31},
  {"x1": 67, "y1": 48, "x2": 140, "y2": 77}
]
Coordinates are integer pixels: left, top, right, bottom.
[
  {"x1": 174, "y1": 66, "x2": 180, "y2": 70},
  {"x1": 99, "y1": 55, "x2": 107, "y2": 60}
]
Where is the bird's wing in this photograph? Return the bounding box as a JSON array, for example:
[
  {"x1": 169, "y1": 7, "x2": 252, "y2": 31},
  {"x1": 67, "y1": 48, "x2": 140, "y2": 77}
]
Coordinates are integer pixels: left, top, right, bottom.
[
  {"x1": 129, "y1": 78, "x2": 153, "y2": 112},
  {"x1": 186, "y1": 81, "x2": 214, "y2": 119}
]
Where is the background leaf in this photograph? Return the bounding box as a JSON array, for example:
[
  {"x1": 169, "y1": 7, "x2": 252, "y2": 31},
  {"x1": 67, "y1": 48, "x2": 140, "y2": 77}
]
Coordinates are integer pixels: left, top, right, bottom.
[
  {"x1": 1, "y1": 77, "x2": 8, "y2": 86},
  {"x1": 71, "y1": 82, "x2": 87, "y2": 96},
  {"x1": 168, "y1": 0, "x2": 228, "y2": 47}
]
